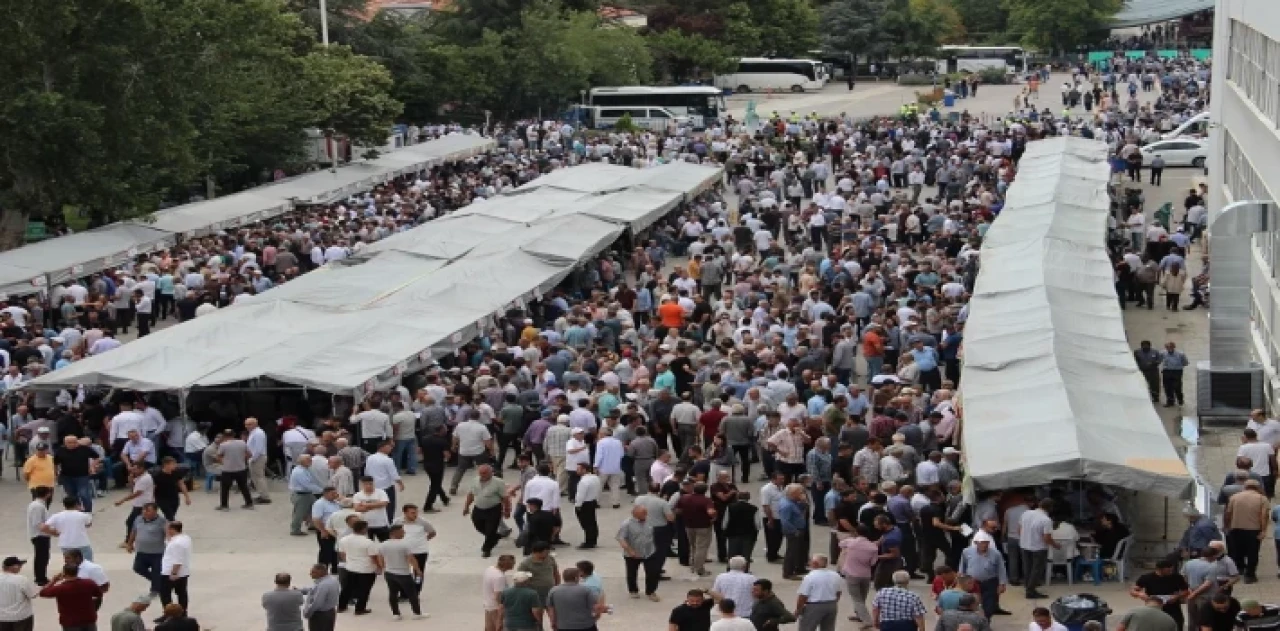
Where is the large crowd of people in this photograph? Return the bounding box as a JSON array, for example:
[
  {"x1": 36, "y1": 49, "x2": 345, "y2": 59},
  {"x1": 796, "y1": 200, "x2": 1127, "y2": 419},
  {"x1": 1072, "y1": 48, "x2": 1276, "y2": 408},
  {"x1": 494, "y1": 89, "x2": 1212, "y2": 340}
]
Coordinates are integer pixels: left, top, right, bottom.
[{"x1": 0, "y1": 57, "x2": 1271, "y2": 631}]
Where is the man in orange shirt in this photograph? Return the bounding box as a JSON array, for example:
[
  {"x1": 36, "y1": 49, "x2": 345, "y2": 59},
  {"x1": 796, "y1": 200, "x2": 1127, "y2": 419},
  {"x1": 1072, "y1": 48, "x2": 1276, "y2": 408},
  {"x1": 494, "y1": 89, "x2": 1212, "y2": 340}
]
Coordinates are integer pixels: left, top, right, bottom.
[
  {"x1": 862, "y1": 324, "x2": 886, "y2": 383},
  {"x1": 657, "y1": 295, "x2": 685, "y2": 338}
]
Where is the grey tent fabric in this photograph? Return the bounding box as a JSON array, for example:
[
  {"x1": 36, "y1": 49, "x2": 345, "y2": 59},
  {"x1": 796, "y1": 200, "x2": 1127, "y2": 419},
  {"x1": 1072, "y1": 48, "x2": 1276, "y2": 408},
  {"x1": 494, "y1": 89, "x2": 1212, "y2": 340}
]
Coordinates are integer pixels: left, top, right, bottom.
[
  {"x1": 0, "y1": 262, "x2": 45, "y2": 300},
  {"x1": 141, "y1": 134, "x2": 493, "y2": 237},
  {"x1": 0, "y1": 224, "x2": 177, "y2": 297},
  {"x1": 26, "y1": 161, "x2": 716, "y2": 398},
  {"x1": 0, "y1": 135, "x2": 497, "y2": 299},
  {"x1": 1111, "y1": 0, "x2": 1213, "y2": 28},
  {"x1": 512, "y1": 162, "x2": 723, "y2": 196},
  {"x1": 959, "y1": 137, "x2": 1192, "y2": 499},
  {"x1": 143, "y1": 193, "x2": 292, "y2": 239}
]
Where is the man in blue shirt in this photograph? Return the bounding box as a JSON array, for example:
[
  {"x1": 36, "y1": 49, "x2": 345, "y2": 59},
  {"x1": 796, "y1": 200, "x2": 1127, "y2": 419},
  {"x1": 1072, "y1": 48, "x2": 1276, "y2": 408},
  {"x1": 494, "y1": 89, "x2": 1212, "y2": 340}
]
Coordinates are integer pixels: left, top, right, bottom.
[
  {"x1": 310, "y1": 487, "x2": 344, "y2": 573},
  {"x1": 777, "y1": 485, "x2": 809, "y2": 580},
  {"x1": 940, "y1": 326, "x2": 964, "y2": 385},
  {"x1": 910, "y1": 340, "x2": 942, "y2": 392},
  {"x1": 289, "y1": 455, "x2": 325, "y2": 536},
  {"x1": 1176, "y1": 507, "x2": 1222, "y2": 558},
  {"x1": 1159, "y1": 341, "x2": 1190, "y2": 407}
]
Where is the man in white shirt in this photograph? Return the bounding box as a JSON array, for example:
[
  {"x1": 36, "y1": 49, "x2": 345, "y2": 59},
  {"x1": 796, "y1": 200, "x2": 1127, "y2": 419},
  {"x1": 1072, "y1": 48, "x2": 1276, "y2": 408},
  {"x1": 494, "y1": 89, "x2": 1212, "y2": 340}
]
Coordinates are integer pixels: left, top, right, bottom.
[
  {"x1": 351, "y1": 476, "x2": 392, "y2": 541},
  {"x1": 245, "y1": 417, "x2": 271, "y2": 504},
  {"x1": 795, "y1": 555, "x2": 843, "y2": 630},
  {"x1": 1237, "y1": 428, "x2": 1277, "y2": 497},
  {"x1": 481, "y1": 555, "x2": 516, "y2": 630},
  {"x1": 0, "y1": 556, "x2": 38, "y2": 628},
  {"x1": 565, "y1": 428, "x2": 591, "y2": 501},
  {"x1": 109, "y1": 400, "x2": 147, "y2": 453},
  {"x1": 336, "y1": 520, "x2": 381, "y2": 613},
  {"x1": 710, "y1": 557, "x2": 757, "y2": 619},
  {"x1": 573, "y1": 463, "x2": 602, "y2": 549},
  {"x1": 523, "y1": 464, "x2": 561, "y2": 515},
  {"x1": 159, "y1": 521, "x2": 192, "y2": 610},
  {"x1": 1018, "y1": 499, "x2": 1058, "y2": 599},
  {"x1": 450, "y1": 414, "x2": 493, "y2": 495},
  {"x1": 1247, "y1": 409, "x2": 1280, "y2": 451},
  {"x1": 26, "y1": 487, "x2": 52, "y2": 585},
  {"x1": 364, "y1": 441, "x2": 405, "y2": 524},
  {"x1": 41, "y1": 496, "x2": 95, "y2": 560}
]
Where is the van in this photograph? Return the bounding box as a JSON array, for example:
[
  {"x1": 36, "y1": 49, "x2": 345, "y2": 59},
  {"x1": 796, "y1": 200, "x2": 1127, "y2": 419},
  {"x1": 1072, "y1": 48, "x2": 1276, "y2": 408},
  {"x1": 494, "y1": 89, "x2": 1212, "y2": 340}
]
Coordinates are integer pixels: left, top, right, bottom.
[
  {"x1": 1161, "y1": 112, "x2": 1209, "y2": 140},
  {"x1": 592, "y1": 107, "x2": 689, "y2": 131}
]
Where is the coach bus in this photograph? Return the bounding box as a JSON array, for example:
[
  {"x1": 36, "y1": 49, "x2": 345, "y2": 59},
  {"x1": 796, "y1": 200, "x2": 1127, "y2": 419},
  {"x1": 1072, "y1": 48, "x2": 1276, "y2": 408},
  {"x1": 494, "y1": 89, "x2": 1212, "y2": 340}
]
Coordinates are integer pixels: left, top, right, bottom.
[{"x1": 713, "y1": 58, "x2": 829, "y2": 93}]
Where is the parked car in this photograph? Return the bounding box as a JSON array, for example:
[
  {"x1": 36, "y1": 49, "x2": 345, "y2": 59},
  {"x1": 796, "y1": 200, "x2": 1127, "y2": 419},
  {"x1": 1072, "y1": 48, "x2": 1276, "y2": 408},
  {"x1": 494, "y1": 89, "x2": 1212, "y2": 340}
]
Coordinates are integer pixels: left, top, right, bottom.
[{"x1": 1141, "y1": 138, "x2": 1208, "y2": 168}]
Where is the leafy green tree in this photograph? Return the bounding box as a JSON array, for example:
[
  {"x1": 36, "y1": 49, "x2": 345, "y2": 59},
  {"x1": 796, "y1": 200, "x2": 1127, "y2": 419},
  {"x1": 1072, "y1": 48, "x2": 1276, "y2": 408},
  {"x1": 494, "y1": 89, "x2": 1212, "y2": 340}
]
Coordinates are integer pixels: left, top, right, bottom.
[
  {"x1": 647, "y1": 29, "x2": 735, "y2": 83},
  {"x1": 878, "y1": 0, "x2": 937, "y2": 59},
  {"x1": 821, "y1": 0, "x2": 888, "y2": 62},
  {"x1": 297, "y1": 45, "x2": 404, "y2": 153},
  {"x1": 737, "y1": 0, "x2": 819, "y2": 57},
  {"x1": 0, "y1": 0, "x2": 404, "y2": 246},
  {"x1": 443, "y1": 0, "x2": 602, "y2": 39},
  {"x1": 950, "y1": 0, "x2": 1010, "y2": 43},
  {"x1": 1003, "y1": 0, "x2": 1121, "y2": 54},
  {"x1": 913, "y1": 0, "x2": 965, "y2": 44}
]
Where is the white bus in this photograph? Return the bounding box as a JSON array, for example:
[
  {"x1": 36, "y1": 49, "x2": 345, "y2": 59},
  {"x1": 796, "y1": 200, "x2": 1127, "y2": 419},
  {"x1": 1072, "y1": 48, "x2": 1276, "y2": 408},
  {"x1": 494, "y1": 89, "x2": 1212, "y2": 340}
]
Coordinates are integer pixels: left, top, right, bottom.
[
  {"x1": 587, "y1": 86, "x2": 727, "y2": 129},
  {"x1": 934, "y1": 46, "x2": 1028, "y2": 75},
  {"x1": 713, "y1": 58, "x2": 829, "y2": 93}
]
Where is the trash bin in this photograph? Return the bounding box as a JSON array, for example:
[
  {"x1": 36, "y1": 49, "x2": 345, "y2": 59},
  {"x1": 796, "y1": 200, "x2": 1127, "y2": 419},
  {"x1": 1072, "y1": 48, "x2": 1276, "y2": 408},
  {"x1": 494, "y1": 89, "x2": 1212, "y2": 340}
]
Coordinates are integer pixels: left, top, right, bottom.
[
  {"x1": 943, "y1": 93, "x2": 956, "y2": 107},
  {"x1": 1051, "y1": 594, "x2": 1111, "y2": 631},
  {"x1": 1239, "y1": 605, "x2": 1280, "y2": 631}
]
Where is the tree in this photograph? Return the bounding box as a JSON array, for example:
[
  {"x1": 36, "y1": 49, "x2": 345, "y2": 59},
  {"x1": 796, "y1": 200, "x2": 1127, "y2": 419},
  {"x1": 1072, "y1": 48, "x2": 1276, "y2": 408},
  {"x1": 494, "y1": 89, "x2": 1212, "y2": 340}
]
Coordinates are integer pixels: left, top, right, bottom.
[
  {"x1": 735, "y1": 0, "x2": 819, "y2": 57},
  {"x1": 0, "y1": 0, "x2": 404, "y2": 248},
  {"x1": 877, "y1": 0, "x2": 937, "y2": 59},
  {"x1": 950, "y1": 0, "x2": 1009, "y2": 43},
  {"x1": 1004, "y1": 0, "x2": 1121, "y2": 55},
  {"x1": 647, "y1": 29, "x2": 735, "y2": 83},
  {"x1": 297, "y1": 45, "x2": 404, "y2": 154},
  {"x1": 820, "y1": 0, "x2": 887, "y2": 62},
  {"x1": 443, "y1": 0, "x2": 602, "y2": 39},
  {"x1": 910, "y1": 0, "x2": 966, "y2": 45}
]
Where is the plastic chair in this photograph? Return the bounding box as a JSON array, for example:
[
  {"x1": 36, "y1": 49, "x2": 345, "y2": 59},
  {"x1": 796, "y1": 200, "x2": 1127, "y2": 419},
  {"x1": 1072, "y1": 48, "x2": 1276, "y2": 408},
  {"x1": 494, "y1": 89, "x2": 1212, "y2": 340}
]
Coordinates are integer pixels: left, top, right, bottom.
[
  {"x1": 1075, "y1": 535, "x2": 1132, "y2": 584},
  {"x1": 1045, "y1": 538, "x2": 1076, "y2": 586}
]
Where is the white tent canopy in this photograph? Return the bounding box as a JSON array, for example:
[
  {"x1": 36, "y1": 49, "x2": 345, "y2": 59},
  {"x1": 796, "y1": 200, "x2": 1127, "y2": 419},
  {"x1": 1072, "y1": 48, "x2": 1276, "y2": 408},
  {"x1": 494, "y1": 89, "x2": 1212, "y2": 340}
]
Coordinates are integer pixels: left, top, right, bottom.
[
  {"x1": 141, "y1": 134, "x2": 495, "y2": 237},
  {"x1": 960, "y1": 137, "x2": 1192, "y2": 499},
  {"x1": 0, "y1": 135, "x2": 496, "y2": 298},
  {"x1": 27, "y1": 161, "x2": 720, "y2": 398},
  {"x1": 0, "y1": 224, "x2": 177, "y2": 298}
]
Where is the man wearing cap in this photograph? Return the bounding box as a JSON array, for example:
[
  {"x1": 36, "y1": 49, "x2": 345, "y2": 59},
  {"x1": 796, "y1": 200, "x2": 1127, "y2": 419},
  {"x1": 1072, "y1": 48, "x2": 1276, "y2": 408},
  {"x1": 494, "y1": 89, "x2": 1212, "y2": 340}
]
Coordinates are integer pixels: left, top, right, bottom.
[
  {"x1": 110, "y1": 593, "x2": 152, "y2": 631},
  {"x1": 0, "y1": 556, "x2": 38, "y2": 631},
  {"x1": 22, "y1": 441, "x2": 55, "y2": 500},
  {"x1": 959, "y1": 530, "x2": 1008, "y2": 618}
]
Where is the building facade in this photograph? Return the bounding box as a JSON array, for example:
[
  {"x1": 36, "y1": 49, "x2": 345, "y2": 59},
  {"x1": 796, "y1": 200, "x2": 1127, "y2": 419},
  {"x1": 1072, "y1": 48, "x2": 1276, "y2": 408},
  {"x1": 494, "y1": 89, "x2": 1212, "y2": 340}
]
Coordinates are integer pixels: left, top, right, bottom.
[{"x1": 1210, "y1": 0, "x2": 1280, "y2": 407}]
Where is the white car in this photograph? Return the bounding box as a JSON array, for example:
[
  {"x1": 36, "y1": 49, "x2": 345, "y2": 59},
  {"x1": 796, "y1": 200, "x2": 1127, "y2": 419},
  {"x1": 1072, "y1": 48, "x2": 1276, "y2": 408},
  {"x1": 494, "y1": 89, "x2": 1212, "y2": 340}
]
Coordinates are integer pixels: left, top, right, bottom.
[{"x1": 1141, "y1": 138, "x2": 1208, "y2": 168}]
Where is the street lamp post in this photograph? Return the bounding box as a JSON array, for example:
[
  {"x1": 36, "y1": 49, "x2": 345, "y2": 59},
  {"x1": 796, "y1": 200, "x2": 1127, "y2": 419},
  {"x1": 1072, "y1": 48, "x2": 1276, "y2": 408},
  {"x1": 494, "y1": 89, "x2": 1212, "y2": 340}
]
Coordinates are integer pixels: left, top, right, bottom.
[{"x1": 319, "y1": 0, "x2": 330, "y2": 46}]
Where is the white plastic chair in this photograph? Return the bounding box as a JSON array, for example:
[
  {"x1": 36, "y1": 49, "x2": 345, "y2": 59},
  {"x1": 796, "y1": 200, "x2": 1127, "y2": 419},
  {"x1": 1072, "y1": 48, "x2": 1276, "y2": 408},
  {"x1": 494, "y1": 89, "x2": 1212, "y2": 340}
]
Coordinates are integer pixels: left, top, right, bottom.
[
  {"x1": 1045, "y1": 537, "x2": 1077, "y2": 585},
  {"x1": 1104, "y1": 535, "x2": 1133, "y2": 583}
]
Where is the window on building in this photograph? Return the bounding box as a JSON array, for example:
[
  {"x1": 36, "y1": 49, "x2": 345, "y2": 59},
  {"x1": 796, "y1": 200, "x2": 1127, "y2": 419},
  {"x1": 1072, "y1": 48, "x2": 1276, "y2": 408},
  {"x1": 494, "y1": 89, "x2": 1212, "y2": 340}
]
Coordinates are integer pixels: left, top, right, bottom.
[{"x1": 1228, "y1": 19, "x2": 1280, "y2": 128}]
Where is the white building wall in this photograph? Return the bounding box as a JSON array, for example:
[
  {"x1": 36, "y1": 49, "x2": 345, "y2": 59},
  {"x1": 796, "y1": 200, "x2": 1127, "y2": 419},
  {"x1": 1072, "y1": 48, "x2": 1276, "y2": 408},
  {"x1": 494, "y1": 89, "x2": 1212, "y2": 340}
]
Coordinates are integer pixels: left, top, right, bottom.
[{"x1": 1210, "y1": 0, "x2": 1280, "y2": 408}]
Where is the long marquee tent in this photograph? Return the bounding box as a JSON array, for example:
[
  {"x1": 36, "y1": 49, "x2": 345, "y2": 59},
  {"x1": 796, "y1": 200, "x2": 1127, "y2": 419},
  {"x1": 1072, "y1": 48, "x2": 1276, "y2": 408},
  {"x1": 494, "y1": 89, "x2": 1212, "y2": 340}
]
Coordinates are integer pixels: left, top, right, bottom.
[
  {"x1": 0, "y1": 134, "x2": 496, "y2": 299},
  {"x1": 24, "y1": 161, "x2": 723, "y2": 399},
  {"x1": 959, "y1": 137, "x2": 1192, "y2": 499}
]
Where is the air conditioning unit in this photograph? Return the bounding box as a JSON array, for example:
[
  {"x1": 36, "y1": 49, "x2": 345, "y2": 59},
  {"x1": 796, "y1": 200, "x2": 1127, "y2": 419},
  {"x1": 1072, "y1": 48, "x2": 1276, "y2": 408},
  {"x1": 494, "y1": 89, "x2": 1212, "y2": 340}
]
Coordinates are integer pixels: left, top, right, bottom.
[{"x1": 1195, "y1": 360, "x2": 1264, "y2": 426}]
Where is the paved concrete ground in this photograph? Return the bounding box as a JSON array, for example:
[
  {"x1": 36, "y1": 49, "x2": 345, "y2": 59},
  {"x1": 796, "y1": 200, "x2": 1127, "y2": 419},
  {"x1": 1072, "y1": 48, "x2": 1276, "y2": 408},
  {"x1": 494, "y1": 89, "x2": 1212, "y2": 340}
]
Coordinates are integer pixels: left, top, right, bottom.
[{"x1": 12, "y1": 77, "x2": 1275, "y2": 631}]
